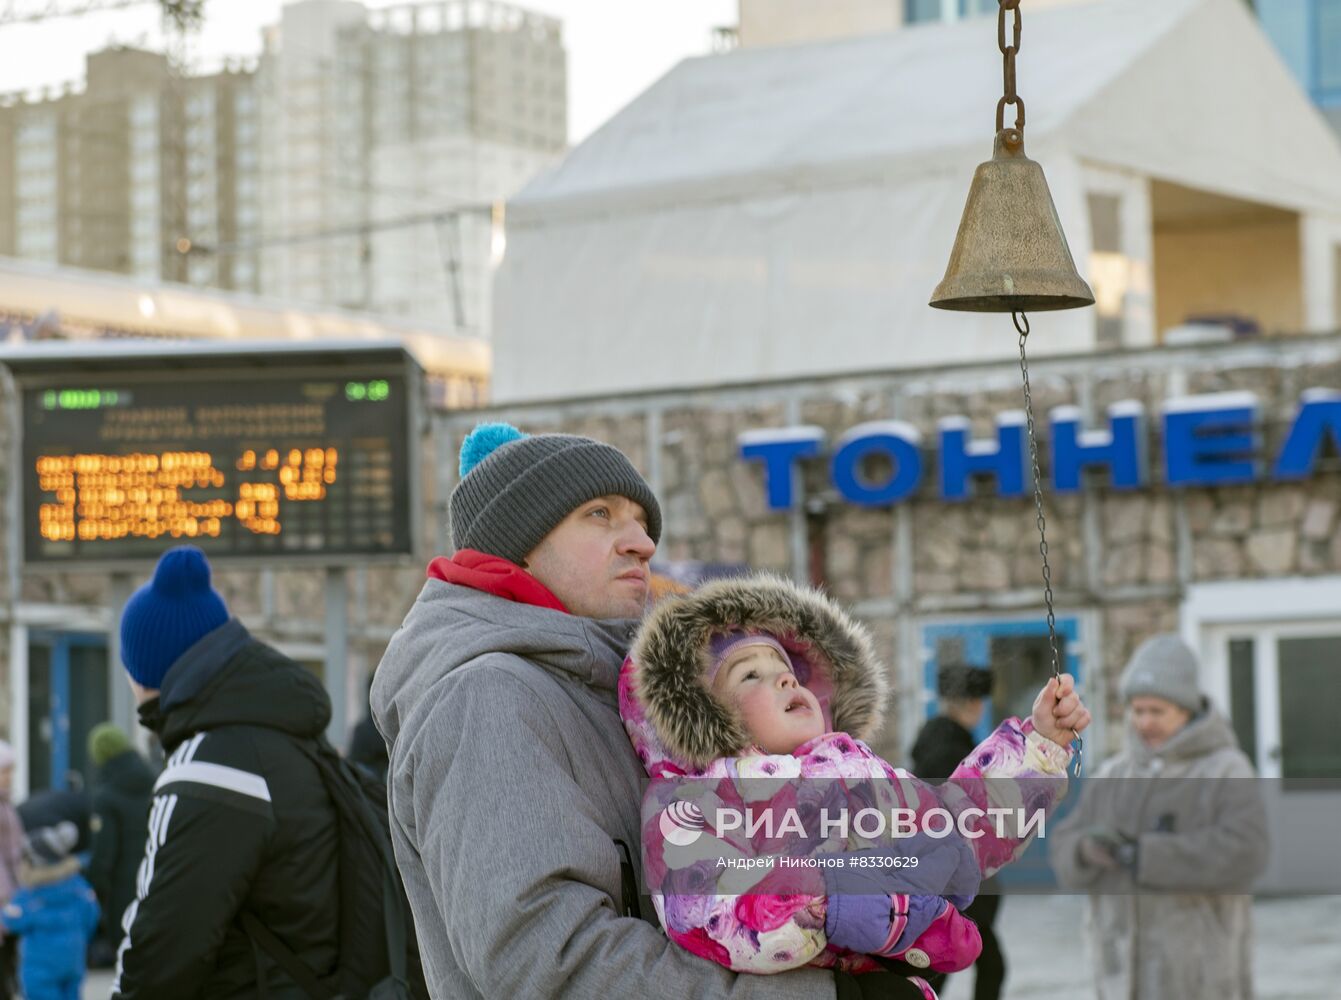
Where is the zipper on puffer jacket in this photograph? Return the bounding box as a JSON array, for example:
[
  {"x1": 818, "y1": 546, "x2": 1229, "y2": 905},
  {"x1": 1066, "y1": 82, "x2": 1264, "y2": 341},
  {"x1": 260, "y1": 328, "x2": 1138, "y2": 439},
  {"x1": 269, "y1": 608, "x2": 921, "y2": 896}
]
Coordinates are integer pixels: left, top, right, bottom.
[{"x1": 612, "y1": 839, "x2": 659, "y2": 929}]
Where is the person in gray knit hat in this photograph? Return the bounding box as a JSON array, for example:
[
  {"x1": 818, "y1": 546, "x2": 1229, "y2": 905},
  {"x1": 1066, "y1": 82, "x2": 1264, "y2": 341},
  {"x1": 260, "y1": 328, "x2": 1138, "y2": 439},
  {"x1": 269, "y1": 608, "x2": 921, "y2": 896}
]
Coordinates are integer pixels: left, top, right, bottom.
[
  {"x1": 1050, "y1": 634, "x2": 1267, "y2": 1000},
  {"x1": 1119, "y1": 634, "x2": 1204, "y2": 719},
  {"x1": 372, "y1": 422, "x2": 932, "y2": 1000},
  {"x1": 449, "y1": 423, "x2": 662, "y2": 568},
  {"x1": 436, "y1": 421, "x2": 663, "y2": 618}
]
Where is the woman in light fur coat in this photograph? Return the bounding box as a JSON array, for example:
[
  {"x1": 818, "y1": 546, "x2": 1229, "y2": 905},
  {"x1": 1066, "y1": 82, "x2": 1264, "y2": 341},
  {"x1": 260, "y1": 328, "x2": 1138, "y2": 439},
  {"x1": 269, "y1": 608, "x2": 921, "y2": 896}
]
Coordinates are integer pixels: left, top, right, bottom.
[
  {"x1": 619, "y1": 574, "x2": 1089, "y2": 998},
  {"x1": 1050, "y1": 635, "x2": 1268, "y2": 1000}
]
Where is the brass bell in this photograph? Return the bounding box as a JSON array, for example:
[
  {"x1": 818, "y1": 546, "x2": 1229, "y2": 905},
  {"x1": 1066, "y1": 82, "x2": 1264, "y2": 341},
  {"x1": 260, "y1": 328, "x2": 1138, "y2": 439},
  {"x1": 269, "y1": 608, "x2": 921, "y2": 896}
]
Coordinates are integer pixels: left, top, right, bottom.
[{"x1": 930, "y1": 129, "x2": 1095, "y2": 313}]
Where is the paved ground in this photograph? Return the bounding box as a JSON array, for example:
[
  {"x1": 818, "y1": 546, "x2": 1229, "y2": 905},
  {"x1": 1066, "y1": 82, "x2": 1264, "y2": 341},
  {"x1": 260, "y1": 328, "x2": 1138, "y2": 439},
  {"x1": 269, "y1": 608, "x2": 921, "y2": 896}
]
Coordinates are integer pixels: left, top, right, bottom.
[
  {"x1": 939, "y1": 893, "x2": 1341, "y2": 1000},
  {"x1": 83, "y1": 894, "x2": 1341, "y2": 998}
]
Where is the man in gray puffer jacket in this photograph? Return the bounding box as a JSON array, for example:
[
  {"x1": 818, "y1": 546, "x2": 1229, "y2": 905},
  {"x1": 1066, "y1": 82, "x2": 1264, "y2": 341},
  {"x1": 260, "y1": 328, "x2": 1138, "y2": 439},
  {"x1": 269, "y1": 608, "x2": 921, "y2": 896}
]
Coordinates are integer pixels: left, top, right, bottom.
[{"x1": 372, "y1": 423, "x2": 926, "y2": 999}]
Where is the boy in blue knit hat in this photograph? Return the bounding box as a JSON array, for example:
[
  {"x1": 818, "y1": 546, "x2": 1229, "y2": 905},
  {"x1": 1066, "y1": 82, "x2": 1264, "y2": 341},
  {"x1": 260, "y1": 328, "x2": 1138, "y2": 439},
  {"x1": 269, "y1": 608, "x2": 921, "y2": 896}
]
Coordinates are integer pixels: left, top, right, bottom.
[
  {"x1": 110, "y1": 546, "x2": 347, "y2": 998},
  {"x1": 118, "y1": 546, "x2": 229, "y2": 702}
]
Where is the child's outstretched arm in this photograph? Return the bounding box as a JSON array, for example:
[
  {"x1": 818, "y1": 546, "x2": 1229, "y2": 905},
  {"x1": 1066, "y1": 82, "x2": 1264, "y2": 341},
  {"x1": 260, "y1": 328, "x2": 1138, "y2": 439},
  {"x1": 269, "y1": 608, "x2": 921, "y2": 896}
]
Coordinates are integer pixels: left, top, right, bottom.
[{"x1": 886, "y1": 674, "x2": 1089, "y2": 879}]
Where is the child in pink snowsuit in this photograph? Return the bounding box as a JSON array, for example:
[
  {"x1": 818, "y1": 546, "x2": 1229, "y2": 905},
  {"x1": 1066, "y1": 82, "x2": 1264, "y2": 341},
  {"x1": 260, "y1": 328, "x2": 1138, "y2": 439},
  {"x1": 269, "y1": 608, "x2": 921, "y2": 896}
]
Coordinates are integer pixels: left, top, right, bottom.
[{"x1": 619, "y1": 574, "x2": 1078, "y2": 999}]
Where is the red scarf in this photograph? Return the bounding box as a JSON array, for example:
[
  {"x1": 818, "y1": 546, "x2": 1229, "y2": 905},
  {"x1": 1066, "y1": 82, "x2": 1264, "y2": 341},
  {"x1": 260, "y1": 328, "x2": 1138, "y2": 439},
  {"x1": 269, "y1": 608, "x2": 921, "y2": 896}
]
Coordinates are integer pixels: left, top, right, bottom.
[{"x1": 427, "y1": 549, "x2": 569, "y2": 614}]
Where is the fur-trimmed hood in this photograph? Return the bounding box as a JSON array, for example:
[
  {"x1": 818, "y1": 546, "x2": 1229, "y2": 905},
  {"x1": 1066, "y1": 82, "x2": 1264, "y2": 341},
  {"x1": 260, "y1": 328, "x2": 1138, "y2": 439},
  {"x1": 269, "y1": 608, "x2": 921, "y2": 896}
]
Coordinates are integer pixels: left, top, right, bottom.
[
  {"x1": 18, "y1": 855, "x2": 80, "y2": 888},
  {"x1": 618, "y1": 575, "x2": 888, "y2": 773}
]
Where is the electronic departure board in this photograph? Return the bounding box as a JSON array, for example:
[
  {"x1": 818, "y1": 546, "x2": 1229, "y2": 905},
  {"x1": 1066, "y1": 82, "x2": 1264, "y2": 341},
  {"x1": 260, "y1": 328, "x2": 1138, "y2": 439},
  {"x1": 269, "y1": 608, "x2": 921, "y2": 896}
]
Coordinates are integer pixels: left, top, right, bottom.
[{"x1": 15, "y1": 351, "x2": 418, "y2": 565}]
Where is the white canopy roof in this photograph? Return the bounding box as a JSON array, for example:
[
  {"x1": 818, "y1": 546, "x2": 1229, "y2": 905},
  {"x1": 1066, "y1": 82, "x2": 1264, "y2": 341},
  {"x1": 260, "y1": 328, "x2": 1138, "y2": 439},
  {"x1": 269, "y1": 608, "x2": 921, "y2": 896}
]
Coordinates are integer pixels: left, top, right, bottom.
[{"x1": 495, "y1": 0, "x2": 1341, "y2": 403}]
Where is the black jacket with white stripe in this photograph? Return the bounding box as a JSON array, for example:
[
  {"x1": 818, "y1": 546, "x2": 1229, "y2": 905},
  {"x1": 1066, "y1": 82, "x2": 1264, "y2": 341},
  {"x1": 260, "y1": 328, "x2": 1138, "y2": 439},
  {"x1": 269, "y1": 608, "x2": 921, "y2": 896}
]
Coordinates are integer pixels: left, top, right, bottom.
[{"x1": 112, "y1": 619, "x2": 341, "y2": 1000}]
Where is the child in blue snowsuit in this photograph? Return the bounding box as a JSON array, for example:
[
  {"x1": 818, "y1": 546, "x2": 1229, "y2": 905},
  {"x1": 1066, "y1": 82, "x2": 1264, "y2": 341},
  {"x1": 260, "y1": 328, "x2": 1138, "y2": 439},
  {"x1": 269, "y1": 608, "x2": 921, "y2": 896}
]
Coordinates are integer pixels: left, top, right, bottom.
[{"x1": 0, "y1": 822, "x2": 99, "y2": 1000}]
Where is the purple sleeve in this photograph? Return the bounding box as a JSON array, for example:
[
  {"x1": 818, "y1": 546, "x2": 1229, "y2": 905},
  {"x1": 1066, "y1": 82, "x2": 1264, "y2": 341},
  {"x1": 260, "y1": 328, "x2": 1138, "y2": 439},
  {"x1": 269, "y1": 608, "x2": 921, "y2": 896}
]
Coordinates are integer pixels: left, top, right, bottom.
[
  {"x1": 886, "y1": 895, "x2": 948, "y2": 954},
  {"x1": 822, "y1": 890, "x2": 891, "y2": 954}
]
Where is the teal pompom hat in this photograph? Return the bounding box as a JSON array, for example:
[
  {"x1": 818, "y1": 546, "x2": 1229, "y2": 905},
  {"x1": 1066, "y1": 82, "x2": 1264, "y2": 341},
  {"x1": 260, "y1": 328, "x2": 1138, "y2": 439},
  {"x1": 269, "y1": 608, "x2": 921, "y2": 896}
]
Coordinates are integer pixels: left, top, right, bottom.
[
  {"x1": 449, "y1": 422, "x2": 662, "y2": 565},
  {"x1": 120, "y1": 546, "x2": 229, "y2": 690}
]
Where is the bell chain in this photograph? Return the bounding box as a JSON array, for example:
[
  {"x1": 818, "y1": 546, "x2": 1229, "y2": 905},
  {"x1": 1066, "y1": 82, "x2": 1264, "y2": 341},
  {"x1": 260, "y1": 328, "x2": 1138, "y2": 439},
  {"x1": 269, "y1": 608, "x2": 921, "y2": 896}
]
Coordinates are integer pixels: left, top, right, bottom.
[{"x1": 1014, "y1": 310, "x2": 1083, "y2": 778}]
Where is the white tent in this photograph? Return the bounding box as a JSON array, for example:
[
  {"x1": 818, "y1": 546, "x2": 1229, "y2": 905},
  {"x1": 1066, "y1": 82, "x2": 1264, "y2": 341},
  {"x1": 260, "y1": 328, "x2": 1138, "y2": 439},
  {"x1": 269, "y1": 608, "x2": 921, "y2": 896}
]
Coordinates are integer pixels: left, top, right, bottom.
[{"x1": 494, "y1": 0, "x2": 1341, "y2": 404}]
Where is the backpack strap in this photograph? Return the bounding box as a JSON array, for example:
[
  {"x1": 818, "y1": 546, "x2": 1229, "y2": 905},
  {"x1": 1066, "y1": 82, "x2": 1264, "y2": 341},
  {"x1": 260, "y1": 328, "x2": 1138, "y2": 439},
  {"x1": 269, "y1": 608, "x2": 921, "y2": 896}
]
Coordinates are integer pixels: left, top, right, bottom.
[
  {"x1": 299, "y1": 737, "x2": 411, "y2": 992},
  {"x1": 240, "y1": 911, "x2": 338, "y2": 1000},
  {"x1": 378, "y1": 844, "x2": 409, "y2": 988}
]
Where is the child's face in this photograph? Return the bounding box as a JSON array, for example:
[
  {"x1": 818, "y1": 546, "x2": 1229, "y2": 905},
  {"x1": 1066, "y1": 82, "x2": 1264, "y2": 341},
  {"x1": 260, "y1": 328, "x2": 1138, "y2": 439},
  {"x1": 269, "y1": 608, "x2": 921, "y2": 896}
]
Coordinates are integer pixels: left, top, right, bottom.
[{"x1": 711, "y1": 644, "x2": 824, "y2": 754}]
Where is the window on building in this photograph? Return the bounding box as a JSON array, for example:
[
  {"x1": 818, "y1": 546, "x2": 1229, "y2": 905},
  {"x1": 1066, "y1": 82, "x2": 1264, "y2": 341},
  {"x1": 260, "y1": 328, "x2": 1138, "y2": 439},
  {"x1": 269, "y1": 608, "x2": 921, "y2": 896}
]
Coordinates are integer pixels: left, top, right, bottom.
[
  {"x1": 25, "y1": 633, "x2": 110, "y2": 792},
  {"x1": 1276, "y1": 635, "x2": 1341, "y2": 782},
  {"x1": 922, "y1": 616, "x2": 1087, "y2": 741},
  {"x1": 1196, "y1": 575, "x2": 1341, "y2": 789},
  {"x1": 189, "y1": 259, "x2": 215, "y2": 285},
  {"x1": 958, "y1": 0, "x2": 998, "y2": 16},
  {"x1": 130, "y1": 96, "x2": 158, "y2": 128},
  {"x1": 905, "y1": 0, "x2": 944, "y2": 24},
  {"x1": 1217, "y1": 626, "x2": 1341, "y2": 785},
  {"x1": 1316, "y1": 0, "x2": 1341, "y2": 96},
  {"x1": 1228, "y1": 637, "x2": 1258, "y2": 765},
  {"x1": 1087, "y1": 192, "x2": 1127, "y2": 350},
  {"x1": 187, "y1": 91, "x2": 214, "y2": 119},
  {"x1": 905, "y1": 0, "x2": 997, "y2": 22},
  {"x1": 132, "y1": 186, "x2": 157, "y2": 212}
]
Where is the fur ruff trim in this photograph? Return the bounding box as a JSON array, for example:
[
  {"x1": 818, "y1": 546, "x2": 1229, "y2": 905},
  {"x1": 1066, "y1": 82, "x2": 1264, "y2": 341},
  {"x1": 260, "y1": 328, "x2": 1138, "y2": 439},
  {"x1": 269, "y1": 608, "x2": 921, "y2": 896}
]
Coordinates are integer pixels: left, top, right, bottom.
[
  {"x1": 19, "y1": 855, "x2": 81, "y2": 888},
  {"x1": 631, "y1": 575, "x2": 888, "y2": 767}
]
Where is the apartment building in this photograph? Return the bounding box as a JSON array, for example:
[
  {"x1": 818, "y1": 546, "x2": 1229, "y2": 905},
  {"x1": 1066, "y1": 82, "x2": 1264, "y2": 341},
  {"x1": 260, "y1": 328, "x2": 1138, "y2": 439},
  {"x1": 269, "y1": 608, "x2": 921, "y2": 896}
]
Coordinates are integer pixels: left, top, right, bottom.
[
  {"x1": 257, "y1": 0, "x2": 567, "y2": 328},
  {"x1": 0, "y1": 0, "x2": 567, "y2": 334}
]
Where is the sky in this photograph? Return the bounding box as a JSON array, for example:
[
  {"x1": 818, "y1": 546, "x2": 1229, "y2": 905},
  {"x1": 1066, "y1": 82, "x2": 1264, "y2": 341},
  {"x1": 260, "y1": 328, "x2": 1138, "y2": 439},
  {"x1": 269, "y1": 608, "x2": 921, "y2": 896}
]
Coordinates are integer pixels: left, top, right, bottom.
[{"x1": 0, "y1": 0, "x2": 738, "y2": 143}]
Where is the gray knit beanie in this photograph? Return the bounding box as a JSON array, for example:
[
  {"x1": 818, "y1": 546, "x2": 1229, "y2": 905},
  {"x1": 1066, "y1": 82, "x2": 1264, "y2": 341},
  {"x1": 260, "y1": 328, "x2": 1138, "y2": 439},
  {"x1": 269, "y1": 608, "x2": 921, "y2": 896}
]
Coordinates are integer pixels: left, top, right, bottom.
[
  {"x1": 449, "y1": 423, "x2": 662, "y2": 565},
  {"x1": 1120, "y1": 634, "x2": 1203, "y2": 713}
]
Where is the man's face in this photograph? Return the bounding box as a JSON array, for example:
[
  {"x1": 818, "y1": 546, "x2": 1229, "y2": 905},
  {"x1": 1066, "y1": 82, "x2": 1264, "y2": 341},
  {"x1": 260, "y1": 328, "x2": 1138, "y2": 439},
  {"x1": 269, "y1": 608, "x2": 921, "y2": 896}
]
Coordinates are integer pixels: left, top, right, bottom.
[
  {"x1": 523, "y1": 494, "x2": 655, "y2": 619},
  {"x1": 1129, "y1": 695, "x2": 1192, "y2": 749},
  {"x1": 711, "y1": 644, "x2": 824, "y2": 755}
]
